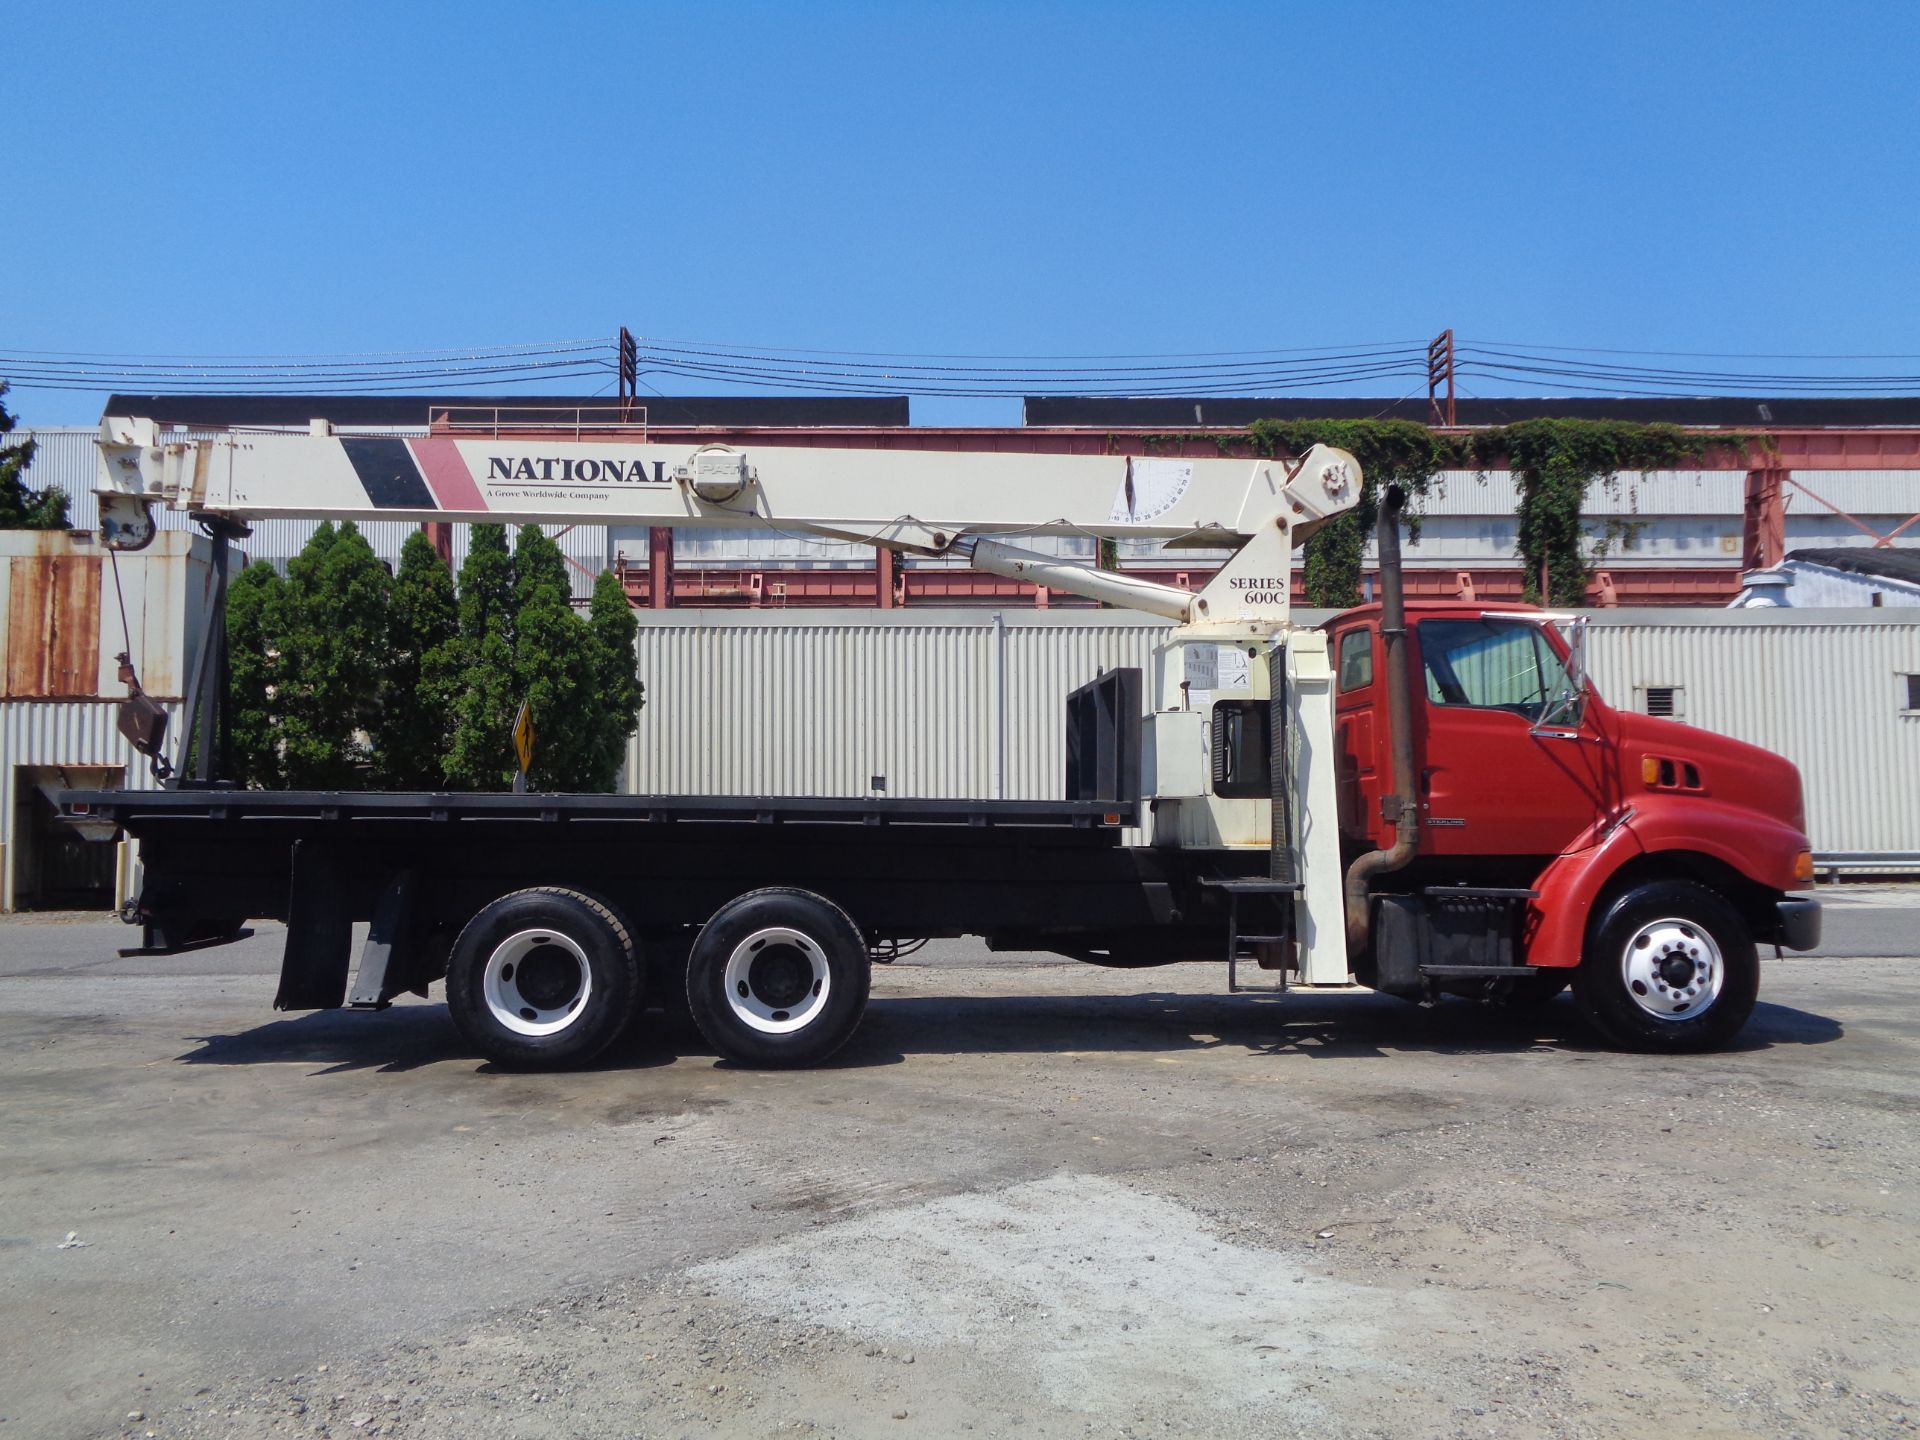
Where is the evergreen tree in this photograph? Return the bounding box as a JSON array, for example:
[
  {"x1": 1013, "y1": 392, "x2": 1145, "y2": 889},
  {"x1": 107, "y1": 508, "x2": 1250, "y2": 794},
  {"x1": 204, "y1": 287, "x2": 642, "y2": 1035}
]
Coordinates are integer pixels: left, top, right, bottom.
[
  {"x1": 0, "y1": 383, "x2": 69, "y2": 530},
  {"x1": 511, "y1": 526, "x2": 596, "y2": 789},
  {"x1": 225, "y1": 560, "x2": 287, "y2": 788},
  {"x1": 512, "y1": 523, "x2": 571, "y2": 612},
  {"x1": 277, "y1": 522, "x2": 391, "y2": 788},
  {"x1": 374, "y1": 531, "x2": 459, "y2": 788},
  {"x1": 457, "y1": 523, "x2": 515, "y2": 643},
  {"x1": 446, "y1": 524, "x2": 520, "y2": 789},
  {"x1": 584, "y1": 569, "x2": 644, "y2": 791}
]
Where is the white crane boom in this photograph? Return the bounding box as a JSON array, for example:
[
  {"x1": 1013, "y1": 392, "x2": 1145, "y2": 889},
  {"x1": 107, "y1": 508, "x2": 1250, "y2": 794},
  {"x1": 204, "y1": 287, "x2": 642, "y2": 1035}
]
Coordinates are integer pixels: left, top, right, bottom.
[{"x1": 93, "y1": 415, "x2": 1361, "y2": 625}]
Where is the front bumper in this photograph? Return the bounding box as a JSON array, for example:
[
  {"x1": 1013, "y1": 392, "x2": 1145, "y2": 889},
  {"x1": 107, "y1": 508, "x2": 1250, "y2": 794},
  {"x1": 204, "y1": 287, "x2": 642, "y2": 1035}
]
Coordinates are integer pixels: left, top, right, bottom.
[{"x1": 1775, "y1": 896, "x2": 1822, "y2": 952}]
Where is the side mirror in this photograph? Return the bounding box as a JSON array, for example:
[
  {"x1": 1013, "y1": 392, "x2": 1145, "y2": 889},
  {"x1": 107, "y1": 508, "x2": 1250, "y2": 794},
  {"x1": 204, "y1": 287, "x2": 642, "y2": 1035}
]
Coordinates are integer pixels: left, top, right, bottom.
[{"x1": 1533, "y1": 616, "x2": 1591, "y2": 731}]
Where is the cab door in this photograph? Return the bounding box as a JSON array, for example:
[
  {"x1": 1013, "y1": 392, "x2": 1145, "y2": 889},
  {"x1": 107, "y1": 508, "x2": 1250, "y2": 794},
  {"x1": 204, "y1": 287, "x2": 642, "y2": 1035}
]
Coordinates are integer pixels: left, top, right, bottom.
[
  {"x1": 1330, "y1": 622, "x2": 1388, "y2": 847},
  {"x1": 1413, "y1": 617, "x2": 1606, "y2": 858}
]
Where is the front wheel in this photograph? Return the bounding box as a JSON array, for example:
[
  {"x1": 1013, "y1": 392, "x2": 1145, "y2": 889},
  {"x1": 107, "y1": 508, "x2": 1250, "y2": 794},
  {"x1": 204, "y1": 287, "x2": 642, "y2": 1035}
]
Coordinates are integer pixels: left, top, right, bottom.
[
  {"x1": 686, "y1": 887, "x2": 871, "y2": 1067},
  {"x1": 1574, "y1": 879, "x2": 1757, "y2": 1053}
]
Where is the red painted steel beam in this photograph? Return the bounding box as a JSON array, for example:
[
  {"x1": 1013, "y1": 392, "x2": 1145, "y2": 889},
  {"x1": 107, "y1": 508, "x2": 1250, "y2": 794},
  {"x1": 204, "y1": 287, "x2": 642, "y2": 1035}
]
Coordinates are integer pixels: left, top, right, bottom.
[
  {"x1": 647, "y1": 526, "x2": 673, "y2": 609},
  {"x1": 616, "y1": 562, "x2": 1745, "y2": 610},
  {"x1": 516, "y1": 424, "x2": 1920, "y2": 469}
]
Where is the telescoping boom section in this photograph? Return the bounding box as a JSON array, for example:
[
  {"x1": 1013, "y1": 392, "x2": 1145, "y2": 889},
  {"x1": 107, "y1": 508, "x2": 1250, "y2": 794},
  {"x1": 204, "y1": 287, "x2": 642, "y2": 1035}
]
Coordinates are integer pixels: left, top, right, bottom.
[{"x1": 92, "y1": 414, "x2": 1359, "y2": 623}]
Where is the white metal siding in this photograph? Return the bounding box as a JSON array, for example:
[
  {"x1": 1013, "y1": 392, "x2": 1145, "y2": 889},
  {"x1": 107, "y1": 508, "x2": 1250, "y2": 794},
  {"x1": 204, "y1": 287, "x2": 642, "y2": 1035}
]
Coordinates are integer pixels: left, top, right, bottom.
[
  {"x1": 1, "y1": 699, "x2": 180, "y2": 910},
  {"x1": 626, "y1": 614, "x2": 1167, "y2": 801},
  {"x1": 1584, "y1": 614, "x2": 1920, "y2": 858},
  {"x1": 626, "y1": 609, "x2": 1920, "y2": 863}
]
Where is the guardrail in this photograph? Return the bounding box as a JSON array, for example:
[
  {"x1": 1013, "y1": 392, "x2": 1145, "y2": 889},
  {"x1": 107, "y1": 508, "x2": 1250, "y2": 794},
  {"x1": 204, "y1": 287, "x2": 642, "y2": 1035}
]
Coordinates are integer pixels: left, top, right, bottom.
[
  {"x1": 1815, "y1": 852, "x2": 1920, "y2": 876},
  {"x1": 427, "y1": 405, "x2": 648, "y2": 438}
]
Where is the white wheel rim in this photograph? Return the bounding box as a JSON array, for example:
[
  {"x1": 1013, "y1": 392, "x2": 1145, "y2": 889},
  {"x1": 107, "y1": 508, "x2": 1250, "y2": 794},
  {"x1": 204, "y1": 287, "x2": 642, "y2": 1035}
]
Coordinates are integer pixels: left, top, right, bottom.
[
  {"x1": 483, "y1": 928, "x2": 593, "y2": 1037},
  {"x1": 723, "y1": 926, "x2": 831, "y2": 1034},
  {"x1": 1621, "y1": 917, "x2": 1724, "y2": 1021}
]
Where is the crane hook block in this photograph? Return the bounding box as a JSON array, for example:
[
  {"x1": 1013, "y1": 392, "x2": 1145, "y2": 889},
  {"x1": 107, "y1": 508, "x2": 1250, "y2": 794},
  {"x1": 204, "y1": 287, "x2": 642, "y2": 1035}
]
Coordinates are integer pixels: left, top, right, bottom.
[{"x1": 97, "y1": 491, "x2": 158, "y2": 552}]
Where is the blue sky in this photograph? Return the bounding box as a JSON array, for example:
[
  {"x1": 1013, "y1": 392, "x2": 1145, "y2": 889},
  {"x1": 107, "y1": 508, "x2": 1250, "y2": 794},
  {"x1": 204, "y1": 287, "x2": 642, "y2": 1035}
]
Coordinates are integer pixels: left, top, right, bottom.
[{"x1": 6, "y1": 0, "x2": 1917, "y2": 424}]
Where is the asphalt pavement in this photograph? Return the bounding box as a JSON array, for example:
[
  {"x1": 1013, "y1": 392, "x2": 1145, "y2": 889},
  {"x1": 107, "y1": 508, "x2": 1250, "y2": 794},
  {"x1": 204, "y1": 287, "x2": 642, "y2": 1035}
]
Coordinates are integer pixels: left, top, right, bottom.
[{"x1": 0, "y1": 887, "x2": 1915, "y2": 1440}]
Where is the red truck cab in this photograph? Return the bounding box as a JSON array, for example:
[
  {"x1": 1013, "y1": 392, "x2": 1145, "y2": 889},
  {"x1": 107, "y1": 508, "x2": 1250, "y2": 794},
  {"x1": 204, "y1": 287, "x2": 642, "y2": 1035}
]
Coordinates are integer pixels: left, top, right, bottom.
[{"x1": 1324, "y1": 600, "x2": 1820, "y2": 1050}]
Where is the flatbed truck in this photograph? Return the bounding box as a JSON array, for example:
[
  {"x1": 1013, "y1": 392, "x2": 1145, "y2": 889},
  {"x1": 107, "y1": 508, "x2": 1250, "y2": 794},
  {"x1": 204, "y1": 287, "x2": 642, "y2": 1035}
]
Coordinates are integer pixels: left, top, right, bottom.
[{"x1": 61, "y1": 410, "x2": 1821, "y2": 1067}]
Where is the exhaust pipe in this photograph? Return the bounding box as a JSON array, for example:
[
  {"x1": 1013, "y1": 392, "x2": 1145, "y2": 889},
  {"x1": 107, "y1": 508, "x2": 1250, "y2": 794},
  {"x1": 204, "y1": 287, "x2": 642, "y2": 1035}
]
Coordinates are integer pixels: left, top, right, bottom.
[{"x1": 1344, "y1": 485, "x2": 1419, "y2": 956}]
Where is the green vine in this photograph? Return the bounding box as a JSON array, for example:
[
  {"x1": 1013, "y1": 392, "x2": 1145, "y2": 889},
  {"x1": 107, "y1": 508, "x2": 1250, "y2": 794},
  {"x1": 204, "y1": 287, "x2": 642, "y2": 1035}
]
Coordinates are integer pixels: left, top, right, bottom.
[
  {"x1": 1463, "y1": 420, "x2": 1757, "y2": 604},
  {"x1": 1120, "y1": 418, "x2": 1762, "y2": 609}
]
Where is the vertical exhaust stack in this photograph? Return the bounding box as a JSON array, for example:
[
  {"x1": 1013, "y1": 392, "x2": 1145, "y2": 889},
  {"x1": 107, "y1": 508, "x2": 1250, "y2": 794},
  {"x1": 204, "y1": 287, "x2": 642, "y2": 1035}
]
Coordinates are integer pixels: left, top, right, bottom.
[{"x1": 1344, "y1": 485, "x2": 1419, "y2": 956}]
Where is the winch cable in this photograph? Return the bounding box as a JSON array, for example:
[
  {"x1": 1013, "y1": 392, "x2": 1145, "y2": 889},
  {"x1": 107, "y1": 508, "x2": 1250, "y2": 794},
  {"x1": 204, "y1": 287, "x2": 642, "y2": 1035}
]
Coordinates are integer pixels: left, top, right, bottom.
[{"x1": 105, "y1": 545, "x2": 173, "y2": 782}]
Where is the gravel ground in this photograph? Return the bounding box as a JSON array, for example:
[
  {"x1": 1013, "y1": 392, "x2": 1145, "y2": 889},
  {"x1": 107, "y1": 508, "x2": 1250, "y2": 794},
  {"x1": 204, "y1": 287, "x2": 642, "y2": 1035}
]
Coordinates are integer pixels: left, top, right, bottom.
[{"x1": 0, "y1": 903, "x2": 1915, "y2": 1439}]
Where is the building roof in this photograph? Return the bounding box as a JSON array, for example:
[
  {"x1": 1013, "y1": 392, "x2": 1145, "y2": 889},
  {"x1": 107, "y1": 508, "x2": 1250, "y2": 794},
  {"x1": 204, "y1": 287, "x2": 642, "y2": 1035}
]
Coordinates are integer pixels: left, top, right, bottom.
[
  {"x1": 1022, "y1": 396, "x2": 1920, "y2": 429},
  {"x1": 100, "y1": 393, "x2": 911, "y2": 428},
  {"x1": 1785, "y1": 547, "x2": 1920, "y2": 586}
]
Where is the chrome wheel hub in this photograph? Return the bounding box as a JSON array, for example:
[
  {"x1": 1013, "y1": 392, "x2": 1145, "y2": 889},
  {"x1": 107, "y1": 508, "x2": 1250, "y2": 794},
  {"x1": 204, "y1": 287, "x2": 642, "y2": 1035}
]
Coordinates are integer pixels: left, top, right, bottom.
[{"x1": 1621, "y1": 918, "x2": 1723, "y2": 1021}]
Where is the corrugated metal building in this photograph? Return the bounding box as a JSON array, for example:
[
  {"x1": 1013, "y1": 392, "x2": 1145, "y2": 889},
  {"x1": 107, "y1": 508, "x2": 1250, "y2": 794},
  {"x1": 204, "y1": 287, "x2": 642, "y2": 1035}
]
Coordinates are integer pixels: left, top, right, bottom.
[
  {"x1": 624, "y1": 609, "x2": 1920, "y2": 866},
  {"x1": 1, "y1": 531, "x2": 206, "y2": 910},
  {"x1": 1583, "y1": 610, "x2": 1920, "y2": 862}
]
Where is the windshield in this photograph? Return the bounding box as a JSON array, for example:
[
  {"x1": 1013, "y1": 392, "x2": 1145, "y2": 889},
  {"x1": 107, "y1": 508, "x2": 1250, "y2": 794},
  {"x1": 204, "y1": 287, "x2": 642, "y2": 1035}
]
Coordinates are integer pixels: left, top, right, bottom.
[{"x1": 1419, "y1": 619, "x2": 1582, "y2": 725}]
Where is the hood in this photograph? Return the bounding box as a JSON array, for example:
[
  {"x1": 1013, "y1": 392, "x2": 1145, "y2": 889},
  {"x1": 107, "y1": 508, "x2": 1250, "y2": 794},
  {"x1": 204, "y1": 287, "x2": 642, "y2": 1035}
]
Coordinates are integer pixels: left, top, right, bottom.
[{"x1": 1610, "y1": 710, "x2": 1808, "y2": 834}]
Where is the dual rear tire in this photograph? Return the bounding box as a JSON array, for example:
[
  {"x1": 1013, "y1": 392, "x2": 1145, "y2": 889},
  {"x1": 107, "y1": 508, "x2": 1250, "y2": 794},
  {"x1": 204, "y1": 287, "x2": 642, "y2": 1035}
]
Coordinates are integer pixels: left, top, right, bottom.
[
  {"x1": 684, "y1": 887, "x2": 872, "y2": 1068},
  {"x1": 444, "y1": 885, "x2": 870, "y2": 1071},
  {"x1": 445, "y1": 888, "x2": 642, "y2": 1070}
]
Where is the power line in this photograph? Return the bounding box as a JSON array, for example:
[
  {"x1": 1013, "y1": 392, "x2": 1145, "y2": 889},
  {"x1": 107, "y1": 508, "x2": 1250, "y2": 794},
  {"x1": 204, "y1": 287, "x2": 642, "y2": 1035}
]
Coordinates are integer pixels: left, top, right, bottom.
[
  {"x1": 6, "y1": 331, "x2": 1920, "y2": 403},
  {"x1": 1474, "y1": 339, "x2": 1920, "y2": 361}
]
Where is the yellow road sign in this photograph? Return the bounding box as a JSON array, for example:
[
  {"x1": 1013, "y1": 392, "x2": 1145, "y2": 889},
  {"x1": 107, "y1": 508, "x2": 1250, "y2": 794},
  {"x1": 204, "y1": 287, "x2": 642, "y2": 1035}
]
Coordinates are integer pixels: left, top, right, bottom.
[{"x1": 512, "y1": 698, "x2": 536, "y2": 775}]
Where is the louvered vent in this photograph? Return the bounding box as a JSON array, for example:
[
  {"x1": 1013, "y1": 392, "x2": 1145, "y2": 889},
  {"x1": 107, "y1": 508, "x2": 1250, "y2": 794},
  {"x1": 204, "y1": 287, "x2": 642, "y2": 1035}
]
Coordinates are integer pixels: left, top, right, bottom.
[{"x1": 1645, "y1": 686, "x2": 1682, "y2": 719}]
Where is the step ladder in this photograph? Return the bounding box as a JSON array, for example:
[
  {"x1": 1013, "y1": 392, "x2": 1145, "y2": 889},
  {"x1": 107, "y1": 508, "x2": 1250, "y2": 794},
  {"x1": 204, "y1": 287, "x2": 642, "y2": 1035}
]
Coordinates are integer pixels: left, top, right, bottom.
[{"x1": 1201, "y1": 877, "x2": 1301, "y2": 994}]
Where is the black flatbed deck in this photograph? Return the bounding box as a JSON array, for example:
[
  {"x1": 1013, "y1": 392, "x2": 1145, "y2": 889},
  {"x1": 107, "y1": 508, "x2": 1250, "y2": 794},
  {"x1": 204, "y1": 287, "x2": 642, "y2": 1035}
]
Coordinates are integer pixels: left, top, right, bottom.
[
  {"x1": 57, "y1": 787, "x2": 1247, "y2": 1008},
  {"x1": 60, "y1": 789, "x2": 1138, "y2": 833}
]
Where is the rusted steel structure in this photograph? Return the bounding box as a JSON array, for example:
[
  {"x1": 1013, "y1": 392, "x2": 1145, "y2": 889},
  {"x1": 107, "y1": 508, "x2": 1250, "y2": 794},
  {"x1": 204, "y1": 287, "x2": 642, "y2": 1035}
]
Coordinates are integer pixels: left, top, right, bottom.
[{"x1": 598, "y1": 421, "x2": 1920, "y2": 611}]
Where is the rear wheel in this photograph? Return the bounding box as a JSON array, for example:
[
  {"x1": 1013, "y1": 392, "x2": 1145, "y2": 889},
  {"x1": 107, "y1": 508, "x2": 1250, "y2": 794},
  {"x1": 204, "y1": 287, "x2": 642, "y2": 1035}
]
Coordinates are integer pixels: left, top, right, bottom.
[
  {"x1": 686, "y1": 887, "x2": 870, "y2": 1067},
  {"x1": 446, "y1": 888, "x2": 642, "y2": 1070},
  {"x1": 1574, "y1": 879, "x2": 1757, "y2": 1052}
]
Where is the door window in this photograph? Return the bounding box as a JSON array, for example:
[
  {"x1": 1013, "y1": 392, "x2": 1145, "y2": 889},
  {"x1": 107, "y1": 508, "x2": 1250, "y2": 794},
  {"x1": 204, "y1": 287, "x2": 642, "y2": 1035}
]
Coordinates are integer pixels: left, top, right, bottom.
[
  {"x1": 1336, "y1": 628, "x2": 1373, "y2": 691},
  {"x1": 1419, "y1": 619, "x2": 1577, "y2": 723}
]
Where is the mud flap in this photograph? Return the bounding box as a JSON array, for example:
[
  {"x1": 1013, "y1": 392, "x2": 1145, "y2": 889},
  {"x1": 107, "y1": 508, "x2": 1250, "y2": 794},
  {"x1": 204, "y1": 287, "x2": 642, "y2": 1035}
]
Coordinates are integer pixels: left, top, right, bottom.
[
  {"x1": 274, "y1": 839, "x2": 352, "y2": 1011},
  {"x1": 348, "y1": 871, "x2": 417, "y2": 1010}
]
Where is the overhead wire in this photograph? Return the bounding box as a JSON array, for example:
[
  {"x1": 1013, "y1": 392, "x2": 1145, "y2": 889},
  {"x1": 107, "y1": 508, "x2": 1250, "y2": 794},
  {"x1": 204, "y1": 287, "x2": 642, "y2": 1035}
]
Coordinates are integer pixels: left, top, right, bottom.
[{"x1": 4, "y1": 333, "x2": 1918, "y2": 402}]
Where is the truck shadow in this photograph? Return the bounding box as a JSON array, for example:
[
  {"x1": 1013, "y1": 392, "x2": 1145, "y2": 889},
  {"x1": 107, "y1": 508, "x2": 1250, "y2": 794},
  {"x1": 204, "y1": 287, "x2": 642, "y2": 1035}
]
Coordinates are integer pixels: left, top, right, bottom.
[
  {"x1": 178, "y1": 1004, "x2": 679, "y2": 1075},
  {"x1": 839, "y1": 990, "x2": 1844, "y2": 1063},
  {"x1": 178, "y1": 991, "x2": 1842, "y2": 1074}
]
